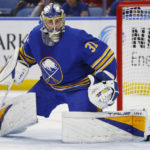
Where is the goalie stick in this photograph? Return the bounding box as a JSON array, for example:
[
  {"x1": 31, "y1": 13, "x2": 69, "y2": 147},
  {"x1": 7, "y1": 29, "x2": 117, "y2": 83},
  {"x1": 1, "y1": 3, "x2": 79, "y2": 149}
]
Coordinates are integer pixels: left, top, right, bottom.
[
  {"x1": 0, "y1": 47, "x2": 19, "y2": 83},
  {"x1": 0, "y1": 47, "x2": 19, "y2": 108},
  {"x1": 0, "y1": 78, "x2": 14, "y2": 109}
]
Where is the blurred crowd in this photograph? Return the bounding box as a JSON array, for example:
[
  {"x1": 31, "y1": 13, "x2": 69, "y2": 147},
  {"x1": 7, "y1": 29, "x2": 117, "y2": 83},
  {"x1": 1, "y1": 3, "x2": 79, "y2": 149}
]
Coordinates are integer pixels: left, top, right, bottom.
[
  {"x1": 0, "y1": 0, "x2": 149, "y2": 17},
  {"x1": 0, "y1": 0, "x2": 113, "y2": 17}
]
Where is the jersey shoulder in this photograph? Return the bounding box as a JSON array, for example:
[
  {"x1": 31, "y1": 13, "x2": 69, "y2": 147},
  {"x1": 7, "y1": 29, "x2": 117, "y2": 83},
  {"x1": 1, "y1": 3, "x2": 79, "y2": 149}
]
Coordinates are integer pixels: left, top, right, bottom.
[
  {"x1": 29, "y1": 24, "x2": 42, "y2": 38},
  {"x1": 65, "y1": 25, "x2": 94, "y2": 42}
]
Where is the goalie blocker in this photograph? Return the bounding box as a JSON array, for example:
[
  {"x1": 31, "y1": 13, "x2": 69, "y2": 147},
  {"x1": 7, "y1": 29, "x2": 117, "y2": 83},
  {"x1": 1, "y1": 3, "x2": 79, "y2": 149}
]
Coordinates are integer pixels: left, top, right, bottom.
[{"x1": 62, "y1": 110, "x2": 150, "y2": 143}]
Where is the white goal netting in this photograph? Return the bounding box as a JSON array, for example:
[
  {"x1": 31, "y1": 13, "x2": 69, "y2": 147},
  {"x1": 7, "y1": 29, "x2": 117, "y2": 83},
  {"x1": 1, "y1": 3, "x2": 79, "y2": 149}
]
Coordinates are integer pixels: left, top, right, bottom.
[{"x1": 122, "y1": 6, "x2": 150, "y2": 96}]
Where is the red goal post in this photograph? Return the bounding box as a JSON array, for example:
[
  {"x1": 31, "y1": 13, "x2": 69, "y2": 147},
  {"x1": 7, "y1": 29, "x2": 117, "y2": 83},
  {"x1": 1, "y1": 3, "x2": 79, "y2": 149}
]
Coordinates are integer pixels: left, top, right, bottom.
[{"x1": 116, "y1": 1, "x2": 150, "y2": 110}]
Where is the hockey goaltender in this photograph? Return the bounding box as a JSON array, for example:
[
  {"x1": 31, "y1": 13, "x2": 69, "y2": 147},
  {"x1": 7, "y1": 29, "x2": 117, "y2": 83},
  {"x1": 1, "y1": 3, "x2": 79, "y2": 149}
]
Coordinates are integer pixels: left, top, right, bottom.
[{"x1": 0, "y1": 2, "x2": 150, "y2": 143}]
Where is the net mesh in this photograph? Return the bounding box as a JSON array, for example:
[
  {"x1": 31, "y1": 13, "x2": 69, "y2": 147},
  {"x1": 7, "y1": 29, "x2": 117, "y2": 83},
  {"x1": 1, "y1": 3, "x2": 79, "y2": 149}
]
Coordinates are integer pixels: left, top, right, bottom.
[{"x1": 122, "y1": 6, "x2": 150, "y2": 95}]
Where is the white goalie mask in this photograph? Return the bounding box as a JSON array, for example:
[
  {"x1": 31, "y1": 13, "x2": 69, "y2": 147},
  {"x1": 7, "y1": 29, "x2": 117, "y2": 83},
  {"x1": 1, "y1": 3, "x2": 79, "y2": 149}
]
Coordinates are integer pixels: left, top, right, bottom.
[{"x1": 41, "y1": 3, "x2": 65, "y2": 43}]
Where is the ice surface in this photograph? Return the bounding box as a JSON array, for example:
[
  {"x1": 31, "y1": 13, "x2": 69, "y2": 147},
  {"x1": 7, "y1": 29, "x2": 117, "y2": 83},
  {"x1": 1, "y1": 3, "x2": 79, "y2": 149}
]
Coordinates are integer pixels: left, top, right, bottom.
[{"x1": 0, "y1": 91, "x2": 150, "y2": 150}]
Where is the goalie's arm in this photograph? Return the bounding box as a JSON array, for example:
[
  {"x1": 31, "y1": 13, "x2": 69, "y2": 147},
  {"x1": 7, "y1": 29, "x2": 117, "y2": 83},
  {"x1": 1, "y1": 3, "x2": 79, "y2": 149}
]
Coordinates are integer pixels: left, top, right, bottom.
[
  {"x1": 88, "y1": 73, "x2": 118, "y2": 109},
  {"x1": 88, "y1": 58, "x2": 119, "y2": 109},
  {"x1": 0, "y1": 52, "x2": 30, "y2": 86},
  {"x1": 81, "y1": 37, "x2": 119, "y2": 109},
  {"x1": 18, "y1": 41, "x2": 36, "y2": 67},
  {"x1": 0, "y1": 37, "x2": 36, "y2": 85},
  {"x1": 15, "y1": 36, "x2": 37, "y2": 84}
]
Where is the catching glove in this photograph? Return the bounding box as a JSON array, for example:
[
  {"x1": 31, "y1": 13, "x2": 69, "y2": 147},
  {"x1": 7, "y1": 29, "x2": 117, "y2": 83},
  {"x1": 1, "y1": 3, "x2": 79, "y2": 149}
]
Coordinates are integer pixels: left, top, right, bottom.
[{"x1": 88, "y1": 75, "x2": 116, "y2": 109}]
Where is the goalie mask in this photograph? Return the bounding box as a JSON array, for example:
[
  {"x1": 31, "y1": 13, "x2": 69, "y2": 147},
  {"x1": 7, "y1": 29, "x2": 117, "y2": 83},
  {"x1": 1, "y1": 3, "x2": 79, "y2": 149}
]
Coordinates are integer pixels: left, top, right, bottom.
[{"x1": 41, "y1": 3, "x2": 65, "y2": 44}]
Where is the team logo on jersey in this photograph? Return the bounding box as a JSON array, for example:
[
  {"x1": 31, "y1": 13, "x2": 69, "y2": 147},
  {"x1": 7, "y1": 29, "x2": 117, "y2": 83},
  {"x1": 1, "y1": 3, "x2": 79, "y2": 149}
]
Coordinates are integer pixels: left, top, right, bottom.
[
  {"x1": 85, "y1": 41, "x2": 98, "y2": 52},
  {"x1": 40, "y1": 57, "x2": 63, "y2": 85}
]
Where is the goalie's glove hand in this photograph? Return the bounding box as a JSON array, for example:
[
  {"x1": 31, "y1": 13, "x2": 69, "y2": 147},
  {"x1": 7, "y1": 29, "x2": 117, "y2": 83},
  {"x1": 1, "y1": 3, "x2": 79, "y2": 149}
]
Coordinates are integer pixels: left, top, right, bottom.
[
  {"x1": 88, "y1": 75, "x2": 116, "y2": 109},
  {"x1": 14, "y1": 60, "x2": 29, "y2": 85}
]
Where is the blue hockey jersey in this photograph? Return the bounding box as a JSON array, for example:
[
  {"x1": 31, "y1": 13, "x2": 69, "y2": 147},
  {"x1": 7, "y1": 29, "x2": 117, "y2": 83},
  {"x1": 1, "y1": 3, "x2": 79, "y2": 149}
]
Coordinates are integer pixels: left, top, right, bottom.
[{"x1": 19, "y1": 25, "x2": 117, "y2": 91}]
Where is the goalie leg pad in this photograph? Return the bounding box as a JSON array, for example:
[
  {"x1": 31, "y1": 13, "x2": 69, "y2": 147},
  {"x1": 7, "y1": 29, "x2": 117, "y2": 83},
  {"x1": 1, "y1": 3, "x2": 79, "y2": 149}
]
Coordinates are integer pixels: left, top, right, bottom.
[
  {"x1": 62, "y1": 110, "x2": 149, "y2": 143},
  {"x1": 0, "y1": 93, "x2": 38, "y2": 136}
]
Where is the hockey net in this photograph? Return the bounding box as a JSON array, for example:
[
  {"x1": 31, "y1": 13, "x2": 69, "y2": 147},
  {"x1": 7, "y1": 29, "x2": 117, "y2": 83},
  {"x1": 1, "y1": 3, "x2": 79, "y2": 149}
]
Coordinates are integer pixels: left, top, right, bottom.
[{"x1": 117, "y1": 1, "x2": 150, "y2": 110}]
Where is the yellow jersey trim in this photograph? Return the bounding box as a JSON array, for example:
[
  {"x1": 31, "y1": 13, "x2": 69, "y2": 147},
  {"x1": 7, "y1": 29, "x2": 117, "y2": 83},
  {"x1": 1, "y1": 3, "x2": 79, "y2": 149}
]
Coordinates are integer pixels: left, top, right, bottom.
[{"x1": 91, "y1": 47, "x2": 110, "y2": 68}]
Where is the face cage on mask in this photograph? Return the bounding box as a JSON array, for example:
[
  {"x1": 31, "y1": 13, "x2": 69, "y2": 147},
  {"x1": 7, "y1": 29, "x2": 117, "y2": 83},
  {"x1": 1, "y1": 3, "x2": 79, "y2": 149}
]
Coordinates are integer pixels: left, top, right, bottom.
[{"x1": 41, "y1": 14, "x2": 65, "y2": 43}]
